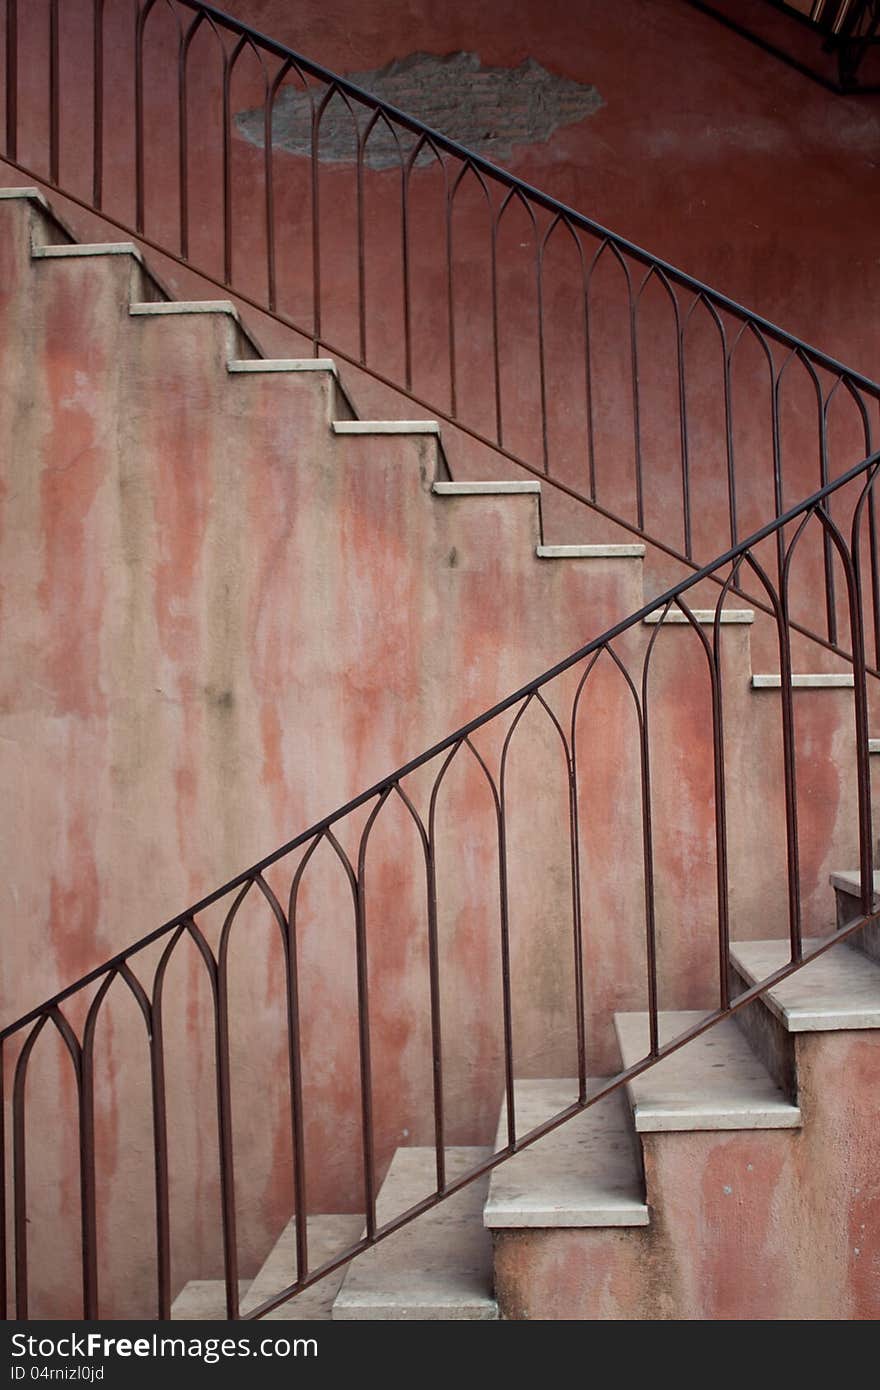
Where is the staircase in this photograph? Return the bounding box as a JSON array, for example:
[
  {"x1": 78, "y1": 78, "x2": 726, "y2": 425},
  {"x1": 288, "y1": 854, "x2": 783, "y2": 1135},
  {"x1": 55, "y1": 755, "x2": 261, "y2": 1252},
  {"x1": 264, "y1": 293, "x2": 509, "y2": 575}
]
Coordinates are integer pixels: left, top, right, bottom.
[
  {"x1": 2, "y1": 1, "x2": 880, "y2": 1326},
  {"x1": 171, "y1": 903, "x2": 880, "y2": 1319}
]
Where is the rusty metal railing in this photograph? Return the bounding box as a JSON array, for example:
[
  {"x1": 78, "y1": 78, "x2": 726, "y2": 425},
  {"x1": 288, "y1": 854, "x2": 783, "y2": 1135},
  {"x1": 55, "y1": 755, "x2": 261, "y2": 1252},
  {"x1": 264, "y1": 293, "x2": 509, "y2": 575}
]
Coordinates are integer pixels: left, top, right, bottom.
[
  {"x1": 2, "y1": 446, "x2": 878, "y2": 1319},
  {"x1": 2, "y1": 0, "x2": 880, "y2": 668}
]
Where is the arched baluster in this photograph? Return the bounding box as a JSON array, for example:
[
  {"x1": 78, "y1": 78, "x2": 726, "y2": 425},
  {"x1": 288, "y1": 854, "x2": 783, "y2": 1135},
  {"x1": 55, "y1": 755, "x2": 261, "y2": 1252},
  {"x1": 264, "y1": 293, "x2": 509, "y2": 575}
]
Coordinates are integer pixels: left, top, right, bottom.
[
  {"x1": 148, "y1": 924, "x2": 188, "y2": 1318},
  {"x1": 179, "y1": 8, "x2": 226, "y2": 262},
  {"x1": 640, "y1": 266, "x2": 685, "y2": 539},
  {"x1": 585, "y1": 240, "x2": 637, "y2": 520},
  {"x1": 495, "y1": 700, "x2": 537, "y2": 1141},
  {"x1": 831, "y1": 377, "x2": 878, "y2": 665},
  {"x1": 78, "y1": 974, "x2": 119, "y2": 1318},
  {"x1": 183, "y1": 912, "x2": 240, "y2": 1318},
  {"x1": 282, "y1": 833, "x2": 334, "y2": 1286},
  {"x1": 741, "y1": 546, "x2": 803, "y2": 961},
  {"x1": 359, "y1": 108, "x2": 406, "y2": 368},
  {"x1": 226, "y1": 34, "x2": 270, "y2": 292},
  {"x1": 673, "y1": 594, "x2": 731, "y2": 1007},
  {"x1": 12, "y1": 1016, "x2": 48, "y2": 1318},
  {"x1": 5, "y1": 0, "x2": 17, "y2": 164},
  {"x1": 533, "y1": 689, "x2": 586, "y2": 1097},
  {"x1": 684, "y1": 291, "x2": 732, "y2": 549},
  {"x1": 495, "y1": 188, "x2": 544, "y2": 468},
  {"x1": 326, "y1": 819, "x2": 378, "y2": 1236},
  {"x1": 541, "y1": 214, "x2": 588, "y2": 491},
  {"x1": 640, "y1": 603, "x2": 676, "y2": 1051},
  {"x1": 0, "y1": 1034, "x2": 5, "y2": 1319},
  {"x1": 403, "y1": 134, "x2": 450, "y2": 393},
  {"x1": 446, "y1": 161, "x2": 493, "y2": 424},
  {"x1": 391, "y1": 782, "x2": 447, "y2": 1191},
  {"x1": 92, "y1": 0, "x2": 105, "y2": 208}
]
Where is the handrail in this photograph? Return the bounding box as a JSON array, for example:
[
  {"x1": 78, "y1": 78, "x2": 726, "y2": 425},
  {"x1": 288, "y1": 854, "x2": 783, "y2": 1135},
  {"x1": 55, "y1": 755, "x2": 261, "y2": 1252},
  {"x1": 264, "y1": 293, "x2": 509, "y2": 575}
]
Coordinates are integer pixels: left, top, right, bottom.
[
  {"x1": 3, "y1": 442, "x2": 878, "y2": 1318},
  {"x1": 106, "y1": 0, "x2": 880, "y2": 389},
  {"x1": 3, "y1": 0, "x2": 879, "y2": 667},
  {"x1": 2, "y1": 0, "x2": 879, "y2": 1322},
  {"x1": 3, "y1": 444, "x2": 878, "y2": 1046}
]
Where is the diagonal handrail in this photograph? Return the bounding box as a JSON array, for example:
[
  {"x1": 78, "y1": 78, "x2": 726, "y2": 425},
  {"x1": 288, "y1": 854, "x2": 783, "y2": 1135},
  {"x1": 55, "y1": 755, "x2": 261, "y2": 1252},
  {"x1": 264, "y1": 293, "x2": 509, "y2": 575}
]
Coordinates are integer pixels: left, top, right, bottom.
[
  {"x1": 3, "y1": 0, "x2": 880, "y2": 667},
  {"x1": 3, "y1": 444, "x2": 878, "y2": 1319}
]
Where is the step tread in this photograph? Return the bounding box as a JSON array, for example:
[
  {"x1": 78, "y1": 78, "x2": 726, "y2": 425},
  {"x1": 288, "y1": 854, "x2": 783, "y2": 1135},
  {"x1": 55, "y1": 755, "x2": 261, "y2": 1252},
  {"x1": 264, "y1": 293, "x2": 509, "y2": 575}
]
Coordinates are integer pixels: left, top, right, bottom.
[
  {"x1": 644, "y1": 609, "x2": 754, "y2": 624},
  {"x1": 241, "y1": 1214, "x2": 363, "y2": 1320},
  {"x1": 614, "y1": 1011, "x2": 801, "y2": 1131},
  {"x1": 432, "y1": 481, "x2": 540, "y2": 495},
  {"x1": 483, "y1": 1079, "x2": 648, "y2": 1229},
  {"x1": 228, "y1": 358, "x2": 337, "y2": 374},
  {"x1": 830, "y1": 869, "x2": 880, "y2": 901},
  {"x1": 130, "y1": 300, "x2": 239, "y2": 316},
  {"x1": 752, "y1": 673, "x2": 855, "y2": 688},
  {"x1": 536, "y1": 544, "x2": 645, "y2": 559},
  {"x1": 171, "y1": 1279, "x2": 249, "y2": 1320},
  {"x1": 32, "y1": 241, "x2": 143, "y2": 260},
  {"x1": 333, "y1": 419, "x2": 439, "y2": 434},
  {"x1": 731, "y1": 938, "x2": 880, "y2": 1031},
  {"x1": 332, "y1": 1147, "x2": 496, "y2": 1320}
]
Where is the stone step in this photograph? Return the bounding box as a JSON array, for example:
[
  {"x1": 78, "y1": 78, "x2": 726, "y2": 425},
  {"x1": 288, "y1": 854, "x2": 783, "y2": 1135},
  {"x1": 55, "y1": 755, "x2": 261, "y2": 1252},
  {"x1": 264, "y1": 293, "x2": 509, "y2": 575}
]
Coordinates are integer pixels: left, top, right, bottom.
[
  {"x1": 643, "y1": 608, "x2": 754, "y2": 624},
  {"x1": 751, "y1": 673, "x2": 855, "y2": 688},
  {"x1": 333, "y1": 419, "x2": 439, "y2": 434},
  {"x1": 483, "y1": 1079, "x2": 648, "y2": 1229},
  {"x1": 171, "y1": 1279, "x2": 250, "y2": 1320},
  {"x1": 731, "y1": 938, "x2": 880, "y2": 1031},
  {"x1": 331, "y1": 1147, "x2": 497, "y2": 1320},
  {"x1": 536, "y1": 543, "x2": 645, "y2": 559},
  {"x1": 432, "y1": 480, "x2": 540, "y2": 495},
  {"x1": 241, "y1": 1214, "x2": 364, "y2": 1320},
  {"x1": 614, "y1": 1011, "x2": 801, "y2": 1131}
]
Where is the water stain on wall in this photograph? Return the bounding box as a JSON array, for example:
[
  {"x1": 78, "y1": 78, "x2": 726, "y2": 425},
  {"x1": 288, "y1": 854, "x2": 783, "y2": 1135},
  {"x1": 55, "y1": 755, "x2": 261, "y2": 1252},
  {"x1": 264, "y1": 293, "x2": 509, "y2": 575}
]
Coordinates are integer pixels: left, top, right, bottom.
[{"x1": 236, "y1": 51, "x2": 604, "y2": 168}]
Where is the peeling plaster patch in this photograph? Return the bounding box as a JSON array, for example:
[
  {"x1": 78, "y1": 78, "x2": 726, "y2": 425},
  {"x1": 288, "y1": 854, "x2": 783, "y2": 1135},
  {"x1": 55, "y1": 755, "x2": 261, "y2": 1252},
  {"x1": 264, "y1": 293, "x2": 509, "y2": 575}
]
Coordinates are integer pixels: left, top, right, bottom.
[{"x1": 236, "y1": 52, "x2": 603, "y2": 169}]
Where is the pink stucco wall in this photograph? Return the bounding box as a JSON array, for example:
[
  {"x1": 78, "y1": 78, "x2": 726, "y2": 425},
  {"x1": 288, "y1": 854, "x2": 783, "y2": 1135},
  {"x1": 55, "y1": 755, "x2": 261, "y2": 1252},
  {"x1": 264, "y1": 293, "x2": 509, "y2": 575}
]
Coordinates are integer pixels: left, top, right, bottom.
[{"x1": 2, "y1": 1, "x2": 879, "y2": 1317}]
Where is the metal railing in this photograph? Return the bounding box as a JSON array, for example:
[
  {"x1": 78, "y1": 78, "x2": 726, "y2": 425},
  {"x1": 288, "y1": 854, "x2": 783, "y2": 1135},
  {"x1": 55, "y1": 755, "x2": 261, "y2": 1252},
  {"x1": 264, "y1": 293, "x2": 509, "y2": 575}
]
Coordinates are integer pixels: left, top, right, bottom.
[
  {"x1": 2, "y1": 446, "x2": 878, "y2": 1319},
  {"x1": 2, "y1": 0, "x2": 880, "y2": 665}
]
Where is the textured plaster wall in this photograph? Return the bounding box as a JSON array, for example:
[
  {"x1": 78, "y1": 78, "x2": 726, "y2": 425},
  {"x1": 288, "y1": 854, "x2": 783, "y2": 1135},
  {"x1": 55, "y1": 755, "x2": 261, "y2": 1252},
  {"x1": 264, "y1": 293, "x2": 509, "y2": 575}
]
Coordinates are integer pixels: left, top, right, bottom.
[{"x1": 1, "y1": 0, "x2": 879, "y2": 1317}]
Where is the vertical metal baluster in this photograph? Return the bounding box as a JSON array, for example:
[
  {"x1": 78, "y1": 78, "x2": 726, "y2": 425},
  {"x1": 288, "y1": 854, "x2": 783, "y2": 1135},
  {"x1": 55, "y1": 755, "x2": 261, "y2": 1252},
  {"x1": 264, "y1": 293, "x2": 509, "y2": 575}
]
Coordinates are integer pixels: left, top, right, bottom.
[
  {"x1": 446, "y1": 174, "x2": 457, "y2": 419},
  {"x1": 134, "y1": 5, "x2": 145, "y2": 233},
  {"x1": 536, "y1": 226, "x2": 550, "y2": 474},
  {"x1": 264, "y1": 85, "x2": 277, "y2": 311},
  {"x1": 149, "y1": 1004, "x2": 172, "y2": 1320},
  {"x1": 12, "y1": 1019, "x2": 46, "y2": 1320},
  {"x1": 178, "y1": 28, "x2": 189, "y2": 260},
  {"x1": 212, "y1": 944, "x2": 240, "y2": 1318},
  {"x1": 711, "y1": 610, "x2": 732, "y2": 1009},
  {"x1": 356, "y1": 118, "x2": 367, "y2": 365},
  {"x1": 283, "y1": 885, "x2": 309, "y2": 1286},
  {"x1": 92, "y1": 0, "x2": 103, "y2": 209},
  {"x1": 0, "y1": 1036, "x2": 6, "y2": 1320},
  {"x1": 867, "y1": 479, "x2": 880, "y2": 671},
  {"x1": 5, "y1": 0, "x2": 17, "y2": 163},
  {"x1": 818, "y1": 391, "x2": 837, "y2": 647},
  {"x1": 352, "y1": 856, "x2": 377, "y2": 1239},
  {"x1": 723, "y1": 345, "x2": 738, "y2": 549},
  {"x1": 567, "y1": 736, "x2": 588, "y2": 1103},
  {"x1": 778, "y1": 585, "x2": 803, "y2": 962},
  {"x1": 401, "y1": 155, "x2": 412, "y2": 392},
  {"x1": 640, "y1": 646, "x2": 660, "y2": 1055},
  {"x1": 494, "y1": 737, "x2": 518, "y2": 1149},
  {"x1": 677, "y1": 310, "x2": 692, "y2": 560},
  {"x1": 629, "y1": 271, "x2": 644, "y2": 530},
  {"x1": 491, "y1": 206, "x2": 502, "y2": 447},
  {"x1": 311, "y1": 98, "x2": 321, "y2": 353},
  {"x1": 222, "y1": 53, "x2": 232, "y2": 286},
  {"x1": 584, "y1": 258, "x2": 596, "y2": 503},
  {"x1": 48, "y1": 0, "x2": 59, "y2": 185},
  {"x1": 847, "y1": 483, "x2": 876, "y2": 914}
]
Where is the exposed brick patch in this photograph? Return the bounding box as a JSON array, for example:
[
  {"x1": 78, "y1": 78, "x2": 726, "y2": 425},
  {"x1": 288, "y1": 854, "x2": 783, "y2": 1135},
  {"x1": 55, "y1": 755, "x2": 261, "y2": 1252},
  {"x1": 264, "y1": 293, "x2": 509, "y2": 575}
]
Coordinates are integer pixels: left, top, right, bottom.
[{"x1": 235, "y1": 51, "x2": 603, "y2": 169}]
